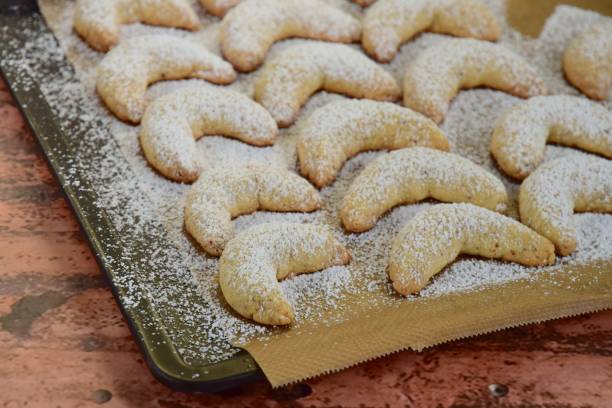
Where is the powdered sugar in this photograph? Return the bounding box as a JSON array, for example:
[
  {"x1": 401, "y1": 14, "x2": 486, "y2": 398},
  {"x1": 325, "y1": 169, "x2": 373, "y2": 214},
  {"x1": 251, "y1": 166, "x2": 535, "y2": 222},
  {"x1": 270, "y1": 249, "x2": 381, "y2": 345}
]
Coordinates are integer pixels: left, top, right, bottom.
[
  {"x1": 73, "y1": 0, "x2": 200, "y2": 51},
  {"x1": 403, "y1": 37, "x2": 547, "y2": 123},
  {"x1": 220, "y1": 0, "x2": 361, "y2": 71},
  {"x1": 533, "y1": 5, "x2": 611, "y2": 100},
  {"x1": 97, "y1": 34, "x2": 235, "y2": 122},
  {"x1": 219, "y1": 222, "x2": 350, "y2": 325},
  {"x1": 10, "y1": 0, "x2": 608, "y2": 364},
  {"x1": 562, "y1": 20, "x2": 612, "y2": 100},
  {"x1": 519, "y1": 155, "x2": 612, "y2": 253},
  {"x1": 139, "y1": 83, "x2": 276, "y2": 181},
  {"x1": 570, "y1": 21, "x2": 612, "y2": 61},
  {"x1": 491, "y1": 95, "x2": 612, "y2": 178},
  {"x1": 296, "y1": 99, "x2": 448, "y2": 187},
  {"x1": 184, "y1": 163, "x2": 320, "y2": 255},
  {"x1": 362, "y1": 0, "x2": 501, "y2": 61},
  {"x1": 255, "y1": 41, "x2": 400, "y2": 126},
  {"x1": 341, "y1": 147, "x2": 508, "y2": 231},
  {"x1": 389, "y1": 203, "x2": 555, "y2": 294}
]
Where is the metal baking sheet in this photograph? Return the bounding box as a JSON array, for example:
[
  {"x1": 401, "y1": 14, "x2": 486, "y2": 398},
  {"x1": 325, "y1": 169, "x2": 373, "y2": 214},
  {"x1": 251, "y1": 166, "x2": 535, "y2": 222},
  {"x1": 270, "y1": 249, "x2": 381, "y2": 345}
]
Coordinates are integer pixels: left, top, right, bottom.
[{"x1": 0, "y1": 1, "x2": 262, "y2": 392}]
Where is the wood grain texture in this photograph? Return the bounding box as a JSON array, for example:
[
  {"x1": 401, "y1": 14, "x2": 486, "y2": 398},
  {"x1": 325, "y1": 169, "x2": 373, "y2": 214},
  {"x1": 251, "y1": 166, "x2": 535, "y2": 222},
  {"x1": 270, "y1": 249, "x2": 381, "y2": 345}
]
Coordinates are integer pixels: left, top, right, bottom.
[{"x1": 0, "y1": 78, "x2": 611, "y2": 407}]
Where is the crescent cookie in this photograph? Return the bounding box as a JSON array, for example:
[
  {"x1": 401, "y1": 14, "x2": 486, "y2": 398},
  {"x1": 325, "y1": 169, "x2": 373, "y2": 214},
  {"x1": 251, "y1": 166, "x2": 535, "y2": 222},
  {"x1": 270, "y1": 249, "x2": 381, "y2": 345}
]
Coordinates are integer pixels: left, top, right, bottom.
[
  {"x1": 73, "y1": 0, "x2": 200, "y2": 52},
  {"x1": 297, "y1": 99, "x2": 450, "y2": 188},
  {"x1": 519, "y1": 155, "x2": 612, "y2": 256},
  {"x1": 254, "y1": 42, "x2": 401, "y2": 127},
  {"x1": 389, "y1": 203, "x2": 556, "y2": 295},
  {"x1": 220, "y1": 0, "x2": 361, "y2": 72},
  {"x1": 219, "y1": 222, "x2": 351, "y2": 325},
  {"x1": 563, "y1": 22, "x2": 612, "y2": 100},
  {"x1": 491, "y1": 95, "x2": 612, "y2": 180},
  {"x1": 200, "y1": 0, "x2": 241, "y2": 16},
  {"x1": 96, "y1": 35, "x2": 236, "y2": 123},
  {"x1": 185, "y1": 166, "x2": 321, "y2": 256},
  {"x1": 341, "y1": 147, "x2": 508, "y2": 232},
  {"x1": 140, "y1": 85, "x2": 277, "y2": 182},
  {"x1": 403, "y1": 38, "x2": 547, "y2": 124},
  {"x1": 363, "y1": 0, "x2": 501, "y2": 62},
  {"x1": 353, "y1": 0, "x2": 377, "y2": 6}
]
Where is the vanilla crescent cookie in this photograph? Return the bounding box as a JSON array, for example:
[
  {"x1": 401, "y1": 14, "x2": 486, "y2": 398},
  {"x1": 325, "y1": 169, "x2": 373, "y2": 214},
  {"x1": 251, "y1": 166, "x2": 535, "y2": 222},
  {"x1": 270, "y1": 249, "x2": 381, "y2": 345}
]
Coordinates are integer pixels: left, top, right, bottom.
[
  {"x1": 96, "y1": 35, "x2": 236, "y2": 123},
  {"x1": 389, "y1": 203, "x2": 556, "y2": 295},
  {"x1": 519, "y1": 155, "x2": 612, "y2": 256},
  {"x1": 185, "y1": 166, "x2": 321, "y2": 256},
  {"x1": 200, "y1": 0, "x2": 241, "y2": 16},
  {"x1": 255, "y1": 42, "x2": 401, "y2": 127},
  {"x1": 363, "y1": 0, "x2": 501, "y2": 62},
  {"x1": 403, "y1": 38, "x2": 547, "y2": 123},
  {"x1": 219, "y1": 222, "x2": 351, "y2": 325},
  {"x1": 353, "y1": 0, "x2": 377, "y2": 6},
  {"x1": 563, "y1": 22, "x2": 612, "y2": 100},
  {"x1": 140, "y1": 85, "x2": 277, "y2": 182},
  {"x1": 297, "y1": 100, "x2": 450, "y2": 188},
  {"x1": 74, "y1": 0, "x2": 200, "y2": 52},
  {"x1": 491, "y1": 95, "x2": 612, "y2": 180},
  {"x1": 220, "y1": 0, "x2": 361, "y2": 72},
  {"x1": 341, "y1": 147, "x2": 508, "y2": 232}
]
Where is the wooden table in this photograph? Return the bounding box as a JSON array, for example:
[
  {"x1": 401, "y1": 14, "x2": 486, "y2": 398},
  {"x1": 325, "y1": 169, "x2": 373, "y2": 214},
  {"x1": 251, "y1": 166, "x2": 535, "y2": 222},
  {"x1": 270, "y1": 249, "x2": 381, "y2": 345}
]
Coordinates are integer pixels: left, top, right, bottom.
[{"x1": 1, "y1": 77, "x2": 611, "y2": 407}]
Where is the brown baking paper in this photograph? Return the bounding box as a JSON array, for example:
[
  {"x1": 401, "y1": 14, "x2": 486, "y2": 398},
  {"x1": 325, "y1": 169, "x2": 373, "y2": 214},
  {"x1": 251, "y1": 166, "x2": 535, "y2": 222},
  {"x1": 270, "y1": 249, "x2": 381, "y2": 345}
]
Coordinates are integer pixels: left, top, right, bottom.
[
  {"x1": 240, "y1": 260, "x2": 612, "y2": 387},
  {"x1": 37, "y1": 0, "x2": 612, "y2": 388}
]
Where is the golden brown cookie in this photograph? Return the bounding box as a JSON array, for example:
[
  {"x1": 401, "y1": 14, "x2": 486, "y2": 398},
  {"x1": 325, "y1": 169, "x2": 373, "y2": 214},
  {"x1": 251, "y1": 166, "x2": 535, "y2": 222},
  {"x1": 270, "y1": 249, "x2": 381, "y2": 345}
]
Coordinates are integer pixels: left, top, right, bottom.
[
  {"x1": 389, "y1": 203, "x2": 556, "y2": 295},
  {"x1": 74, "y1": 0, "x2": 200, "y2": 52},
  {"x1": 139, "y1": 84, "x2": 277, "y2": 182},
  {"x1": 519, "y1": 155, "x2": 612, "y2": 256},
  {"x1": 200, "y1": 0, "x2": 241, "y2": 16},
  {"x1": 220, "y1": 0, "x2": 361, "y2": 72},
  {"x1": 563, "y1": 22, "x2": 612, "y2": 100},
  {"x1": 403, "y1": 38, "x2": 547, "y2": 123},
  {"x1": 297, "y1": 99, "x2": 449, "y2": 188},
  {"x1": 341, "y1": 147, "x2": 508, "y2": 232},
  {"x1": 363, "y1": 0, "x2": 501, "y2": 62},
  {"x1": 219, "y1": 222, "x2": 351, "y2": 325},
  {"x1": 491, "y1": 95, "x2": 612, "y2": 180},
  {"x1": 185, "y1": 165, "x2": 321, "y2": 256},
  {"x1": 96, "y1": 35, "x2": 236, "y2": 123},
  {"x1": 254, "y1": 42, "x2": 401, "y2": 127},
  {"x1": 352, "y1": 0, "x2": 377, "y2": 6}
]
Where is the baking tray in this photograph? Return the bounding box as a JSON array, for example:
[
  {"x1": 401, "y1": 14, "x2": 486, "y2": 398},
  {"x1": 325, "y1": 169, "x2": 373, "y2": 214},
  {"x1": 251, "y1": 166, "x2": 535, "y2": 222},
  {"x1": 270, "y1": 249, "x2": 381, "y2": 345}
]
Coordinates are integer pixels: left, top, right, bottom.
[{"x1": 0, "y1": 0, "x2": 263, "y2": 392}]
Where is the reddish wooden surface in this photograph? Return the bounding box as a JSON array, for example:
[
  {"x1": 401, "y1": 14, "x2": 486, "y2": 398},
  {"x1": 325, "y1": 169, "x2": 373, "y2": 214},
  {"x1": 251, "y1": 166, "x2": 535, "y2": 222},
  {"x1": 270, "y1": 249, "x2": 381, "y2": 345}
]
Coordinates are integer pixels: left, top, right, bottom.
[{"x1": 1, "y1": 77, "x2": 611, "y2": 408}]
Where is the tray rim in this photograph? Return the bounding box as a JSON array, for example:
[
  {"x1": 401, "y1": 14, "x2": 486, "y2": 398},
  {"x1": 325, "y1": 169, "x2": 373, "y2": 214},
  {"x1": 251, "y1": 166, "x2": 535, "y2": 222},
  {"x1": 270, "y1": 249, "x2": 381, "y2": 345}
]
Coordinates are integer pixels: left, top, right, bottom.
[{"x1": 0, "y1": 3, "x2": 264, "y2": 393}]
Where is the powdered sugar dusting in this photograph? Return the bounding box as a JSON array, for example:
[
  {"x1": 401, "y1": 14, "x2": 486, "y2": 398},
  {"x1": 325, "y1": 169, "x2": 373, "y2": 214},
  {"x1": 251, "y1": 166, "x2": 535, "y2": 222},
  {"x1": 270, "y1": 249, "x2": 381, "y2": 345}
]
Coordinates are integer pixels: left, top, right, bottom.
[
  {"x1": 139, "y1": 83, "x2": 276, "y2": 180},
  {"x1": 389, "y1": 203, "x2": 554, "y2": 293},
  {"x1": 96, "y1": 34, "x2": 235, "y2": 122},
  {"x1": 533, "y1": 5, "x2": 612, "y2": 100},
  {"x1": 296, "y1": 99, "x2": 447, "y2": 187},
  {"x1": 492, "y1": 95, "x2": 612, "y2": 178},
  {"x1": 219, "y1": 222, "x2": 350, "y2": 325},
  {"x1": 362, "y1": 0, "x2": 500, "y2": 61},
  {"x1": 255, "y1": 41, "x2": 400, "y2": 125},
  {"x1": 73, "y1": 0, "x2": 200, "y2": 51},
  {"x1": 220, "y1": 0, "x2": 361, "y2": 70},
  {"x1": 403, "y1": 37, "x2": 547, "y2": 122},
  {"x1": 519, "y1": 155, "x2": 612, "y2": 252},
  {"x1": 184, "y1": 163, "x2": 320, "y2": 255},
  {"x1": 11, "y1": 0, "x2": 609, "y2": 364},
  {"x1": 341, "y1": 147, "x2": 508, "y2": 230}
]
